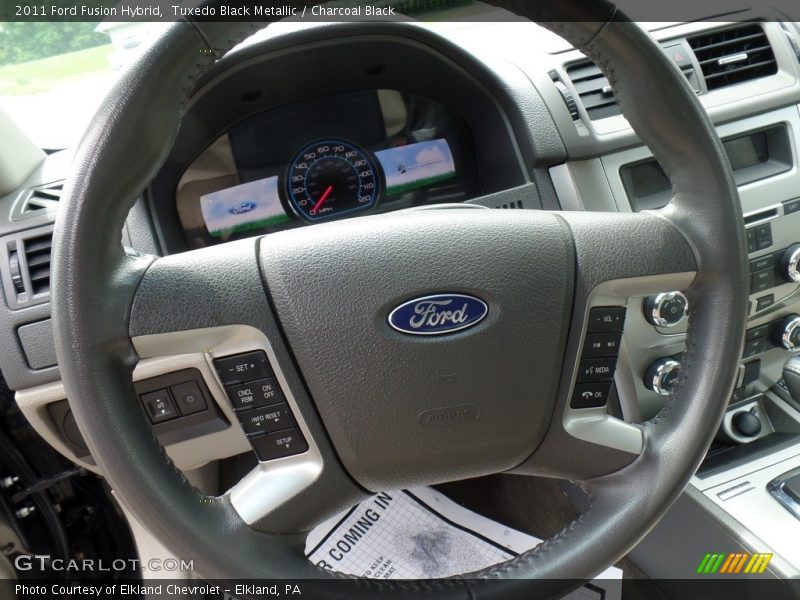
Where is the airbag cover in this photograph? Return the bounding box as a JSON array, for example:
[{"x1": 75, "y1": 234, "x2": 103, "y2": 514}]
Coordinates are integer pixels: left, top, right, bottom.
[{"x1": 260, "y1": 209, "x2": 574, "y2": 490}]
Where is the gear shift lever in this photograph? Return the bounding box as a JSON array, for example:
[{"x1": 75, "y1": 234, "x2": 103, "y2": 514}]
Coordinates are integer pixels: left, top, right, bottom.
[{"x1": 783, "y1": 355, "x2": 800, "y2": 402}]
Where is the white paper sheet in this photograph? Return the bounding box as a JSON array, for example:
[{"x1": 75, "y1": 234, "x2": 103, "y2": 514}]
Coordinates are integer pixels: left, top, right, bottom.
[{"x1": 306, "y1": 487, "x2": 622, "y2": 599}]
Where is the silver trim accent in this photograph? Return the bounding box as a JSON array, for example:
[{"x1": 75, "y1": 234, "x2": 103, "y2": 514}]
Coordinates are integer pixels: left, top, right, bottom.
[
  {"x1": 646, "y1": 358, "x2": 681, "y2": 396},
  {"x1": 645, "y1": 291, "x2": 688, "y2": 327},
  {"x1": 403, "y1": 203, "x2": 490, "y2": 212},
  {"x1": 767, "y1": 467, "x2": 800, "y2": 520},
  {"x1": 780, "y1": 316, "x2": 800, "y2": 351},
  {"x1": 784, "y1": 245, "x2": 800, "y2": 283},
  {"x1": 717, "y1": 481, "x2": 755, "y2": 501},
  {"x1": 717, "y1": 53, "x2": 749, "y2": 66}
]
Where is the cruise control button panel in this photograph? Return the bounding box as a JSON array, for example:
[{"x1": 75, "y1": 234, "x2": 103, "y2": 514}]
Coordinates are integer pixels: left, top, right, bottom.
[
  {"x1": 134, "y1": 368, "x2": 228, "y2": 446},
  {"x1": 213, "y1": 351, "x2": 308, "y2": 462},
  {"x1": 571, "y1": 306, "x2": 626, "y2": 409}
]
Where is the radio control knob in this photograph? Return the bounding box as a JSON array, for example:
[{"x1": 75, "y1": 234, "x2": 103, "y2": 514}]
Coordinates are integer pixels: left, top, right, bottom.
[
  {"x1": 780, "y1": 244, "x2": 800, "y2": 283},
  {"x1": 644, "y1": 292, "x2": 688, "y2": 327},
  {"x1": 773, "y1": 314, "x2": 800, "y2": 351},
  {"x1": 644, "y1": 358, "x2": 681, "y2": 396}
]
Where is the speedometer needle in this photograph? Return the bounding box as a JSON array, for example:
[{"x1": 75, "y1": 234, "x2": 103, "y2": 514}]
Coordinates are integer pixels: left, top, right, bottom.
[{"x1": 311, "y1": 185, "x2": 334, "y2": 214}]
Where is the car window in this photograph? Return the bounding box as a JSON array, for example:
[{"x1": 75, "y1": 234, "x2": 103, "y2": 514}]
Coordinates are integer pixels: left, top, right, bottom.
[{"x1": 0, "y1": 21, "x2": 167, "y2": 149}]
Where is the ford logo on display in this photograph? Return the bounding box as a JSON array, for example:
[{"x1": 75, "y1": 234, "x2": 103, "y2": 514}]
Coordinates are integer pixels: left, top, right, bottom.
[
  {"x1": 229, "y1": 201, "x2": 257, "y2": 215},
  {"x1": 388, "y1": 294, "x2": 488, "y2": 336}
]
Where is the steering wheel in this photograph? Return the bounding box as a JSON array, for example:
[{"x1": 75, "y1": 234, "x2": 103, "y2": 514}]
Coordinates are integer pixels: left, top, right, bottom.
[{"x1": 51, "y1": 0, "x2": 747, "y2": 597}]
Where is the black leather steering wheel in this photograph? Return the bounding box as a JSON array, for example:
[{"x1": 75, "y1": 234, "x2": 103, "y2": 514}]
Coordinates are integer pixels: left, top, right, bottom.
[{"x1": 51, "y1": 1, "x2": 748, "y2": 597}]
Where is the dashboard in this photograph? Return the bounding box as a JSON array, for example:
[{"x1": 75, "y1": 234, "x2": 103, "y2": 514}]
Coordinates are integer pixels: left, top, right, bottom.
[{"x1": 175, "y1": 89, "x2": 480, "y2": 248}]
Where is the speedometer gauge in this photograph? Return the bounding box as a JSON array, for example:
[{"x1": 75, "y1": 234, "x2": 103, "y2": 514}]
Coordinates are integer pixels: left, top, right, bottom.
[{"x1": 285, "y1": 139, "x2": 381, "y2": 222}]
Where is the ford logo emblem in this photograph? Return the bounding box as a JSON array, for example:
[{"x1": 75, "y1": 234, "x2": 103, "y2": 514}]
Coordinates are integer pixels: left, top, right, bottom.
[
  {"x1": 388, "y1": 294, "x2": 488, "y2": 336},
  {"x1": 229, "y1": 201, "x2": 257, "y2": 215}
]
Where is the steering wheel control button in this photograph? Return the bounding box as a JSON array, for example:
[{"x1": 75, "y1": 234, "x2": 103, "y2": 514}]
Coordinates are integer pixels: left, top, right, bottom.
[
  {"x1": 572, "y1": 307, "x2": 625, "y2": 405},
  {"x1": 170, "y1": 381, "x2": 207, "y2": 416},
  {"x1": 239, "y1": 404, "x2": 296, "y2": 436},
  {"x1": 780, "y1": 244, "x2": 800, "y2": 283},
  {"x1": 644, "y1": 292, "x2": 688, "y2": 328},
  {"x1": 140, "y1": 390, "x2": 178, "y2": 423},
  {"x1": 226, "y1": 378, "x2": 285, "y2": 411},
  {"x1": 251, "y1": 428, "x2": 308, "y2": 462},
  {"x1": 587, "y1": 307, "x2": 626, "y2": 333},
  {"x1": 576, "y1": 358, "x2": 616, "y2": 383},
  {"x1": 571, "y1": 382, "x2": 612, "y2": 409},
  {"x1": 582, "y1": 332, "x2": 622, "y2": 358},
  {"x1": 213, "y1": 351, "x2": 272, "y2": 386},
  {"x1": 644, "y1": 358, "x2": 681, "y2": 396},
  {"x1": 773, "y1": 315, "x2": 800, "y2": 351},
  {"x1": 131, "y1": 369, "x2": 229, "y2": 445}
]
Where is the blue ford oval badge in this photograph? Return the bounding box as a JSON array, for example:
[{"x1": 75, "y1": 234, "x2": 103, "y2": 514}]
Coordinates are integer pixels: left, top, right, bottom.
[
  {"x1": 388, "y1": 294, "x2": 488, "y2": 336},
  {"x1": 229, "y1": 201, "x2": 257, "y2": 215}
]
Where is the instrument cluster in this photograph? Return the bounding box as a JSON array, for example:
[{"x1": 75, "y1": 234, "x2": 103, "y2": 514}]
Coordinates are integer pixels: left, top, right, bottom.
[{"x1": 175, "y1": 89, "x2": 480, "y2": 248}]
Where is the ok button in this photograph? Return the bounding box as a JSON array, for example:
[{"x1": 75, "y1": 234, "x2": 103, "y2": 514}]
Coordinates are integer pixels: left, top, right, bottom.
[{"x1": 577, "y1": 358, "x2": 617, "y2": 383}]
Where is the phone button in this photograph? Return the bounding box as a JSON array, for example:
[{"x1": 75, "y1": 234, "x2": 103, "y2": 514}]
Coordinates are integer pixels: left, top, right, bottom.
[{"x1": 571, "y1": 382, "x2": 612, "y2": 409}]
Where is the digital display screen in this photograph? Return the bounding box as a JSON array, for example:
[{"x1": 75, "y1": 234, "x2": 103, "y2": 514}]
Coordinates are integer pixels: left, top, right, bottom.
[
  {"x1": 375, "y1": 139, "x2": 456, "y2": 196},
  {"x1": 723, "y1": 131, "x2": 769, "y2": 171},
  {"x1": 200, "y1": 176, "x2": 290, "y2": 237}
]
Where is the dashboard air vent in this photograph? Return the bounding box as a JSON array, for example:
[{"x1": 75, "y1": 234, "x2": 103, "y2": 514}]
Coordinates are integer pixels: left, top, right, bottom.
[
  {"x1": 23, "y1": 233, "x2": 53, "y2": 296},
  {"x1": 688, "y1": 24, "x2": 777, "y2": 91},
  {"x1": 19, "y1": 181, "x2": 63, "y2": 216},
  {"x1": 565, "y1": 60, "x2": 620, "y2": 121}
]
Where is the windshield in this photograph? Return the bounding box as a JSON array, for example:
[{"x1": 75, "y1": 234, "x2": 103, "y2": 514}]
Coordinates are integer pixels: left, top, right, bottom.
[{"x1": 0, "y1": 21, "x2": 166, "y2": 149}]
